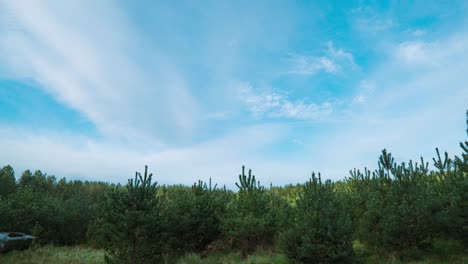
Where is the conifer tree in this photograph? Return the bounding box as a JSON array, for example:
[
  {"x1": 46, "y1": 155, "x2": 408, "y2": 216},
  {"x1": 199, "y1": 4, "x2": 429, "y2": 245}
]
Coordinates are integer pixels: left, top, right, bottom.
[
  {"x1": 18, "y1": 169, "x2": 33, "y2": 188},
  {"x1": 450, "y1": 110, "x2": 468, "y2": 245},
  {"x1": 221, "y1": 166, "x2": 276, "y2": 257},
  {"x1": 455, "y1": 110, "x2": 468, "y2": 173},
  {"x1": 103, "y1": 166, "x2": 163, "y2": 264},
  {"x1": 281, "y1": 173, "x2": 354, "y2": 263},
  {"x1": 0, "y1": 165, "x2": 16, "y2": 197}
]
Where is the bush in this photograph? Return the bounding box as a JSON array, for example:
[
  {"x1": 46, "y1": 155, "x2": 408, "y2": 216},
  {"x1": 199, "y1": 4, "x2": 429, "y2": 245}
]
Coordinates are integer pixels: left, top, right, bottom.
[
  {"x1": 0, "y1": 172, "x2": 107, "y2": 246},
  {"x1": 159, "y1": 180, "x2": 231, "y2": 255}
]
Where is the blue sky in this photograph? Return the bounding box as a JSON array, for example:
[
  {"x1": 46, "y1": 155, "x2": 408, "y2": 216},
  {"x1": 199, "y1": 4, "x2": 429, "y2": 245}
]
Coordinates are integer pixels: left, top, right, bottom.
[{"x1": 0, "y1": 0, "x2": 467, "y2": 186}]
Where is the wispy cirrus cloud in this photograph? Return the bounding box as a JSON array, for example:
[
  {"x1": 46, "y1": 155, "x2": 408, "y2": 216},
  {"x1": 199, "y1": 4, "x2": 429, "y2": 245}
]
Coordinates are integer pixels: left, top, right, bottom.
[
  {"x1": 394, "y1": 36, "x2": 468, "y2": 68},
  {"x1": 0, "y1": 0, "x2": 200, "y2": 145},
  {"x1": 288, "y1": 42, "x2": 357, "y2": 75},
  {"x1": 238, "y1": 83, "x2": 333, "y2": 120}
]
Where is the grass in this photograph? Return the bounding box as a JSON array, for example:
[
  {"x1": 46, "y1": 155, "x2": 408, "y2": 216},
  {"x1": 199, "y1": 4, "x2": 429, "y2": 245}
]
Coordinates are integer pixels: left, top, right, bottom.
[
  {"x1": 176, "y1": 253, "x2": 467, "y2": 264},
  {"x1": 0, "y1": 245, "x2": 105, "y2": 264},
  {"x1": 0, "y1": 243, "x2": 465, "y2": 264},
  {"x1": 176, "y1": 250, "x2": 289, "y2": 264},
  {"x1": 353, "y1": 240, "x2": 467, "y2": 264}
]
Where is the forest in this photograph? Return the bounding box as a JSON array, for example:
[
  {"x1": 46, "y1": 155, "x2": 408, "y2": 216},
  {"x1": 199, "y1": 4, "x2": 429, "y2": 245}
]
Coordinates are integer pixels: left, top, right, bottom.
[{"x1": 0, "y1": 118, "x2": 466, "y2": 264}]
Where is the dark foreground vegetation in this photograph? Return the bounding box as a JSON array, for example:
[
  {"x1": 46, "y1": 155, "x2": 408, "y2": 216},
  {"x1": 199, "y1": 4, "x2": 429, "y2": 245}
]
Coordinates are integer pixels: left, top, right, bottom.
[{"x1": 0, "y1": 115, "x2": 467, "y2": 263}]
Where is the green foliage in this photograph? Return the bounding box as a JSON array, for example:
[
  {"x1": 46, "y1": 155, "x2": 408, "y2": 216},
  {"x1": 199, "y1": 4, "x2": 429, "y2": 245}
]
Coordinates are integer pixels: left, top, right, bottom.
[
  {"x1": 280, "y1": 173, "x2": 354, "y2": 263},
  {"x1": 431, "y1": 147, "x2": 468, "y2": 246},
  {"x1": 457, "y1": 148, "x2": 468, "y2": 246},
  {"x1": 0, "y1": 170, "x2": 107, "y2": 245},
  {"x1": 348, "y1": 151, "x2": 433, "y2": 256},
  {"x1": 455, "y1": 141, "x2": 468, "y2": 172},
  {"x1": 269, "y1": 184, "x2": 302, "y2": 206},
  {"x1": 159, "y1": 179, "x2": 231, "y2": 255},
  {"x1": 347, "y1": 147, "x2": 467, "y2": 259},
  {"x1": 18, "y1": 169, "x2": 32, "y2": 188},
  {"x1": 101, "y1": 166, "x2": 163, "y2": 264}
]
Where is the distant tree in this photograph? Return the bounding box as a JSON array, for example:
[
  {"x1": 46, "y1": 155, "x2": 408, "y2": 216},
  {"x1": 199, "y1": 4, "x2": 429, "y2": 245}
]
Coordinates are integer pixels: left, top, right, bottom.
[
  {"x1": 0, "y1": 165, "x2": 16, "y2": 197},
  {"x1": 18, "y1": 169, "x2": 33, "y2": 188}
]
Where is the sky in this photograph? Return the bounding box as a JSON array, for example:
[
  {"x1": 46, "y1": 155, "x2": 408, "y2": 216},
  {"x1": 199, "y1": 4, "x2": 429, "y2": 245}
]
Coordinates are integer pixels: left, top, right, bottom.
[{"x1": 0, "y1": 0, "x2": 467, "y2": 187}]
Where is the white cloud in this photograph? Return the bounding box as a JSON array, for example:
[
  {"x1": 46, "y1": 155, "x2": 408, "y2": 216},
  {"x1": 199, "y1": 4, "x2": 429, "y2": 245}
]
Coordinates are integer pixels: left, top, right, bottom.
[
  {"x1": 238, "y1": 83, "x2": 333, "y2": 120},
  {"x1": 353, "y1": 80, "x2": 376, "y2": 104},
  {"x1": 412, "y1": 29, "x2": 426, "y2": 37},
  {"x1": 394, "y1": 37, "x2": 468, "y2": 69},
  {"x1": 396, "y1": 41, "x2": 433, "y2": 65},
  {"x1": 0, "y1": 0, "x2": 200, "y2": 144},
  {"x1": 326, "y1": 42, "x2": 357, "y2": 68},
  {"x1": 288, "y1": 42, "x2": 357, "y2": 75}
]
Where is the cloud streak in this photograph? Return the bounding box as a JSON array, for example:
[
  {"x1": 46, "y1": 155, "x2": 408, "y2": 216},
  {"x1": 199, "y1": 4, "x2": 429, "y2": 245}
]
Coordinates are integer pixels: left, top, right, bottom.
[
  {"x1": 0, "y1": 0, "x2": 200, "y2": 144},
  {"x1": 288, "y1": 42, "x2": 357, "y2": 75},
  {"x1": 238, "y1": 83, "x2": 333, "y2": 120}
]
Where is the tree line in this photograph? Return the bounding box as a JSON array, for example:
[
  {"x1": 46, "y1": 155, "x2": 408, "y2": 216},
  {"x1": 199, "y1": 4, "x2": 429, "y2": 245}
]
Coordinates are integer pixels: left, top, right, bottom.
[{"x1": 0, "y1": 118, "x2": 466, "y2": 263}]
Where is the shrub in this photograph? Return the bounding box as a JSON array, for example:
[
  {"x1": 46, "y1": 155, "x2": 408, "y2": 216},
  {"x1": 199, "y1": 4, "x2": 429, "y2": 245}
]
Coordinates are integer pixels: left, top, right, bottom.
[{"x1": 159, "y1": 180, "x2": 231, "y2": 255}]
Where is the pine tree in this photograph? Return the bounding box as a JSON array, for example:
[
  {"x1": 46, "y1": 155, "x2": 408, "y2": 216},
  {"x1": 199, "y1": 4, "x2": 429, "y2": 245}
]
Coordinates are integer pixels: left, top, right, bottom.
[
  {"x1": 450, "y1": 110, "x2": 468, "y2": 246},
  {"x1": 281, "y1": 173, "x2": 354, "y2": 263},
  {"x1": 235, "y1": 165, "x2": 261, "y2": 192},
  {"x1": 103, "y1": 166, "x2": 163, "y2": 264},
  {"x1": 454, "y1": 110, "x2": 468, "y2": 173},
  {"x1": 221, "y1": 166, "x2": 275, "y2": 257}
]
